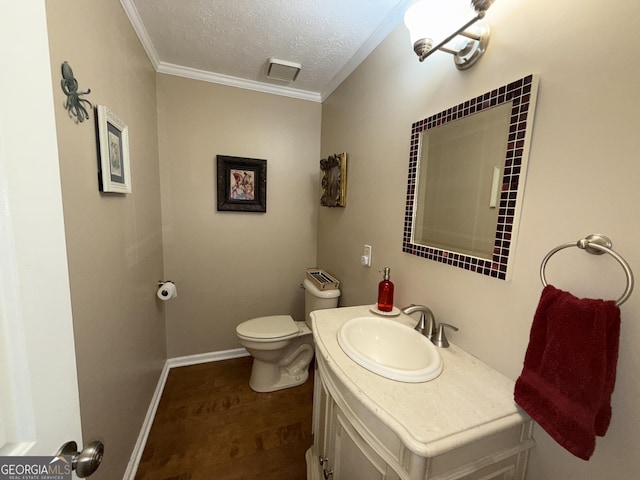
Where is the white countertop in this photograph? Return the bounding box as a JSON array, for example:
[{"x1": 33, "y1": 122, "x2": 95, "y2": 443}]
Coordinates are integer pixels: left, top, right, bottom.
[{"x1": 312, "y1": 305, "x2": 530, "y2": 458}]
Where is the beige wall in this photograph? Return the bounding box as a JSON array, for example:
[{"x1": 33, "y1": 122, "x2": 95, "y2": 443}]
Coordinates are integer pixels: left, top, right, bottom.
[
  {"x1": 157, "y1": 74, "x2": 321, "y2": 358},
  {"x1": 45, "y1": 1, "x2": 166, "y2": 478},
  {"x1": 319, "y1": 0, "x2": 640, "y2": 478}
]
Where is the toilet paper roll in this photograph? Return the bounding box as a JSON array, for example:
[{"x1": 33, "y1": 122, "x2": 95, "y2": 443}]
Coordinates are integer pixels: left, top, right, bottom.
[{"x1": 157, "y1": 281, "x2": 177, "y2": 301}]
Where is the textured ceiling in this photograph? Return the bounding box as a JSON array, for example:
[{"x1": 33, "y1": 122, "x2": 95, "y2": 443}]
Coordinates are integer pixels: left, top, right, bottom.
[{"x1": 123, "y1": 0, "x2": 412, "y2": 101}]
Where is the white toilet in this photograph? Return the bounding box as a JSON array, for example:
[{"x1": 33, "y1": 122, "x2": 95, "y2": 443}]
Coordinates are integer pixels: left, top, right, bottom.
[{"x1": 235, "y1": 277, "x2": 340, "y2": 392}]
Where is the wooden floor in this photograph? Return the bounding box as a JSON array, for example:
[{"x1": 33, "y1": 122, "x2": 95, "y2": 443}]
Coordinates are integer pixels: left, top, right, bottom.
[{"x1": 135, "y1": 356, "x2": 314, "y2": 480}]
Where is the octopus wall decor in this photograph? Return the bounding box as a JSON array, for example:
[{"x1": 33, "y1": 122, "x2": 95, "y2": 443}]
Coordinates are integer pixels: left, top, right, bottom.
[
  {"x1": 61, "y1": 61, "x2": 92, "y2": 123},
  {"x1": 320, "y1": 153, "x2": 347, "y2": 208}
]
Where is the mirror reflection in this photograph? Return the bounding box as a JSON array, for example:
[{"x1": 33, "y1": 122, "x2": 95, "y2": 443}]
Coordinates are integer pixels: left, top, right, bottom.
[
  {"x1": 403, "y1": 75, "x2": 539, "y2": 280},
  {"x1": 414, "y1": 102, "x2": 512, "y2": 260}
]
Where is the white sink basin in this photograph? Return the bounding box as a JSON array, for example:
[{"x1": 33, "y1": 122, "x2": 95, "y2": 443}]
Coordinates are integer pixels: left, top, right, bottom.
[{"x1": 337, "y1": 316, "x2": 442, "y2": 383}]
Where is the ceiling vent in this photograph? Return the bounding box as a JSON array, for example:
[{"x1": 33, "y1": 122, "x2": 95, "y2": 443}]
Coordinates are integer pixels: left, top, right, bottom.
[{"x1": 266, "y1": 58, "x2": 302, "y2": 82}]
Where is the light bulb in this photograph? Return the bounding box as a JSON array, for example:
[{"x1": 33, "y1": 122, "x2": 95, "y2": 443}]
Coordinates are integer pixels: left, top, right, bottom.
[{"x1": 404, "y1": 0, "x2": 480, "y2": 51}]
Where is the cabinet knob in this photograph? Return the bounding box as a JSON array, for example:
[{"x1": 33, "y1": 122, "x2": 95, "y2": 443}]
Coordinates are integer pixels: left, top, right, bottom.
[
  {"x1": 323, "y1": 468, "x2": 334, "y2": 479},
  {"x1": 319, "y1": 456, "x2": 328, "y2": 466}
]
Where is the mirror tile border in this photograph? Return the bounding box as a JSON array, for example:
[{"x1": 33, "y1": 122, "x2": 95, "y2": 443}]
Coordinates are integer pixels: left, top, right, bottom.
[{"x1": 403, "y1": 74, "x2": 539, "y2": 280}]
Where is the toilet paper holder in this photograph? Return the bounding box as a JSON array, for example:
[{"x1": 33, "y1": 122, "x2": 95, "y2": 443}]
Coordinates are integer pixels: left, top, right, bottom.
[{"x1": 157, "y1": 280, "x2": 177, "y2": 300}]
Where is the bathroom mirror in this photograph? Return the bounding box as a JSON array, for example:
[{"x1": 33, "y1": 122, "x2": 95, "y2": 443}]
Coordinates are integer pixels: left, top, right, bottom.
[{"x1": 403, "y1": 75, "x2": 539, "y2": 280}]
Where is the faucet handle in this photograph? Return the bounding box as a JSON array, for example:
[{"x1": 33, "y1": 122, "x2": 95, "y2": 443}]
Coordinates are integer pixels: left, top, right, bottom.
[{"x1": 432, "y1": 323, "x2": 458, "y2": 348}]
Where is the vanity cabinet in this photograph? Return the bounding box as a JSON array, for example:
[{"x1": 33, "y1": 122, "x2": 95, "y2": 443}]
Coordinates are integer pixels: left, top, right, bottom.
[{"x1": 306, "y1": 306, "x2": 535, "y2": 480}]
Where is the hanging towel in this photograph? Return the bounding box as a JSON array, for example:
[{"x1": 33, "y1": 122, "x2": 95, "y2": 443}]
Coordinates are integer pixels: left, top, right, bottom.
[{"x1": 514, "y1": 284, "x2": 620, "y2": 460}]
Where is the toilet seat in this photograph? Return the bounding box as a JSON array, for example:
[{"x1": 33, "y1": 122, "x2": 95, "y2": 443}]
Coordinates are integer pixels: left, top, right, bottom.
[{"x1": 236, "y1": 315, "x2": 300, "y2": 342}]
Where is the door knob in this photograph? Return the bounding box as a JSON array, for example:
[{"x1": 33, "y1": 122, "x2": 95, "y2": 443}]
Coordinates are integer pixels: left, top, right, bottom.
[{"x1": 56, "y1": 440, "x2": 104, "y2": 478}]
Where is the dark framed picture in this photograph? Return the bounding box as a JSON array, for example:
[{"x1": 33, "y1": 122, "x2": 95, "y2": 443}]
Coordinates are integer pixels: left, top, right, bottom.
[
  {"x1": 216, "y1": 155, "x2": 267, "y2": 212},
  {"x1": 96, "y1": 105, "x2": 131, "y2": 193}
]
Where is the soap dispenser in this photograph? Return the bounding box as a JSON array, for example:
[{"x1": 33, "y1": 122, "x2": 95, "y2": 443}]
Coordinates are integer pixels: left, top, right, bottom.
[{"x1": 377, "y1": 267, "x2": 394, "y2": 312}]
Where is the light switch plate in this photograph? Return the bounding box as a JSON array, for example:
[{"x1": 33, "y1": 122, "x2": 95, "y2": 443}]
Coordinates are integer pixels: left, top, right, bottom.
[{"x1": 363, "y1": 245, "x2": 372, "y2": 267}]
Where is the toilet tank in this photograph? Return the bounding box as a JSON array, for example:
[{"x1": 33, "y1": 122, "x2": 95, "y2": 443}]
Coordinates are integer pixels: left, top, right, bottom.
[{"x1": 303, "y1": 278, "x2": 340, "y2": 328}]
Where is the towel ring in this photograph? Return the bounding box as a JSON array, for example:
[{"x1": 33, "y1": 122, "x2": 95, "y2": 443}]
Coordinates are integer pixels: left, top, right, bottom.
[{"x1": 540, "y1": 234, "x2": 634, "y2": 307}]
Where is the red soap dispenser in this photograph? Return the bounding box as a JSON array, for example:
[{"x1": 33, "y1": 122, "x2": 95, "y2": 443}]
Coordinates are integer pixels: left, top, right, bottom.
[{"x1": 377, "y1": 267, "x2": 394, "y2": 312}]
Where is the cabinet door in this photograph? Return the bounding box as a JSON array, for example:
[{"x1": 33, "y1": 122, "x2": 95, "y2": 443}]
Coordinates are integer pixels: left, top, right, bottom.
[
  {"x1": 313, "y1": 372, "x2": 333, "y2": 460},
  {"x1": 332, "y1": 409, "x2": 401, "y2": 480}
]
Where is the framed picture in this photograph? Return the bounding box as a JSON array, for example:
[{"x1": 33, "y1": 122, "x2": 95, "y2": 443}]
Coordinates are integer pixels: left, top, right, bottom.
[
  {"x1": 216, "y1": 155, "x2": 267, "y2": 212},
  {"x1": 320, "y1": 152, "x2": 347, "y2": 207},
  {"x1": 96, "y1": 105, "x2": 131, "y2": 193}
]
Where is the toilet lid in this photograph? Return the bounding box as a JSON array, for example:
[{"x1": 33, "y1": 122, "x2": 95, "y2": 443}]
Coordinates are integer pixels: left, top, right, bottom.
[{"x1": 236, "y1": 315, "x2": 298, "y2": 340}]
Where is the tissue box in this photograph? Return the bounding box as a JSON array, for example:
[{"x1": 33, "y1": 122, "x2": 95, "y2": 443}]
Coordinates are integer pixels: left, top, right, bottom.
[{"x1": 306, "y1": 268, "x2": 340, "y2": 290}]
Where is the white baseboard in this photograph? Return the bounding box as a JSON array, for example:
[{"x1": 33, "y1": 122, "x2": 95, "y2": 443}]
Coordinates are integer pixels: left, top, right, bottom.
[
  {"x1": 167, "y1": 347, "x2": 249, "y2": 368},
  {"x1": 122, "y1": 348, "x2": 250, "y2": 479}
]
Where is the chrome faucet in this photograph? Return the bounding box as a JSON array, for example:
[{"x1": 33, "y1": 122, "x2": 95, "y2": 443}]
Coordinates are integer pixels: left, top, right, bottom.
[{"x1": 401, "y1": 304, "x2": 437, "y2": 340}]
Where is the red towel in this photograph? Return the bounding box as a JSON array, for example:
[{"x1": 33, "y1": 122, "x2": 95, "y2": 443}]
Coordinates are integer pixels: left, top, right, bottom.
[{"x1": 514, "y1": 285, "x2": 620, "y2": 460}]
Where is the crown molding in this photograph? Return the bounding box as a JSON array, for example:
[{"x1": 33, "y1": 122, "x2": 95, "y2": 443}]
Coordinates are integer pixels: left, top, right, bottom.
[
  {"x1": 157, "y1": 62, "x2": 322, "y2": 102},
  {"x1": 120, "y1": 0, "x2": 160, "y2": 69}
]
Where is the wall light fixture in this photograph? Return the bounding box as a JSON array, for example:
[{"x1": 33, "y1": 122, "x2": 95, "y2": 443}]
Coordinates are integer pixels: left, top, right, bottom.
[{"x1": 404, "y1": 0, "x2": 495, "y2": 69}]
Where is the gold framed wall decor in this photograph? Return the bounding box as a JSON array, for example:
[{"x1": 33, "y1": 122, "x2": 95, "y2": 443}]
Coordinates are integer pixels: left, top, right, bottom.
[{"x1": 320, "y1": 152, "x2": 347, "y2": 207}]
